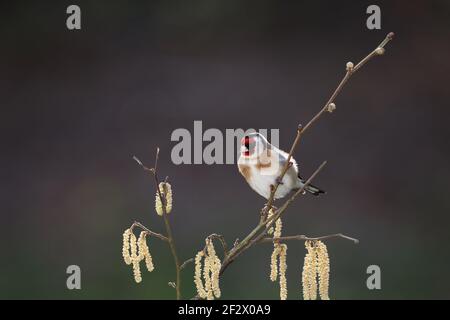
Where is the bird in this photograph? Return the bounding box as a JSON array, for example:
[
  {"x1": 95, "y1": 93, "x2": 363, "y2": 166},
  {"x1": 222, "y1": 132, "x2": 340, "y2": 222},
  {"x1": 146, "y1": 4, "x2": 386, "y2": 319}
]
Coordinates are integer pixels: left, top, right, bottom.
[{"x1": 237, "y1": 132, "x2": 325, "y2": 200}]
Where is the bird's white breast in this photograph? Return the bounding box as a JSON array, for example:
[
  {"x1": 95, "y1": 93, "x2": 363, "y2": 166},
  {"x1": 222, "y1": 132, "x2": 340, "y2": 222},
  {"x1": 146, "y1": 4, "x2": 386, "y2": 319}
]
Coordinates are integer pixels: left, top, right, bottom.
[{"x1": 238, "y1": 152, "x2": 300, "y2": 200}]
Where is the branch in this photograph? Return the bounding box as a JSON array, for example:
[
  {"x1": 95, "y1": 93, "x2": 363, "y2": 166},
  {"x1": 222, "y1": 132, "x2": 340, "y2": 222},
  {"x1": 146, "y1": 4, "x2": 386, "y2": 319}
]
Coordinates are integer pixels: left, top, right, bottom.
[
  {"x1": 219, "y1": 161, "x2": 327, "y2": 269},
  {"x1": 260, "y1": 233, "x2": 360, "y2": 244},
  {"x1": 262, "y1": 32, "x2": 395, "y2": 216},
  {"x1": 180, "y1": 258, "x2": 194, "y2": 271},
  {"x1": 266, "y1": 161, "x2": 327, "y2": 227},
  {"x1": 126, "y1": 33, "x2": 393, "y2": 300},
  {"x1": 130, "y1": 221, "x2": 169, "y2": 242},
  {"x1": 134, "y1": 150, "x2": 183, "y2": 300},
  {"x1": 207, "y1": 233, "x2": 229, "y2": 257},
  {"x1": 190, "y1": 33, "x2": 393, "y2": 299},
  {"x1": 180, "y1": 234, "x2": 229, "y2": 280}
]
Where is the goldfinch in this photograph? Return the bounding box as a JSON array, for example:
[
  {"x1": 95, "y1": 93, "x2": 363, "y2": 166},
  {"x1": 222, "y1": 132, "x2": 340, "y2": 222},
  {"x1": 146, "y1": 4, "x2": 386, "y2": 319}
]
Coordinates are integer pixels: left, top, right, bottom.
[{"x1": 237, "y1": 132, "x2": 325, "y2": 200}]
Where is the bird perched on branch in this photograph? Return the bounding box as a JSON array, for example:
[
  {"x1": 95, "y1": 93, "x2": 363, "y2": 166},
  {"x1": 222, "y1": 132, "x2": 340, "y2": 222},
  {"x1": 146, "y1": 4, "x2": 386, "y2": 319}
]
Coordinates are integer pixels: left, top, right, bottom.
[{"x1": 238, "y1": 132, "x2": 325, "y2": 200}]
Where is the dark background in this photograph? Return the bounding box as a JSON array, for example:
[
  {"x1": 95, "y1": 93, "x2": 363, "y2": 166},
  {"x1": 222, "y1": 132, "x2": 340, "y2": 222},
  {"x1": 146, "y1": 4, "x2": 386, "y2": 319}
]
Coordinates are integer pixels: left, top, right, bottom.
[{"x1": 1, "y1": 0, "x2": 449, "y2": 299}]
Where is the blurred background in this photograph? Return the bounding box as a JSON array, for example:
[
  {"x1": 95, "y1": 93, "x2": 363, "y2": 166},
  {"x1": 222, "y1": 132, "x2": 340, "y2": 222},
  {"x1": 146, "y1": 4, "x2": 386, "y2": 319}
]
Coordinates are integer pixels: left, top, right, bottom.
[{"x1": 1, "y1": 0, "x2": 450, "y2": 299}]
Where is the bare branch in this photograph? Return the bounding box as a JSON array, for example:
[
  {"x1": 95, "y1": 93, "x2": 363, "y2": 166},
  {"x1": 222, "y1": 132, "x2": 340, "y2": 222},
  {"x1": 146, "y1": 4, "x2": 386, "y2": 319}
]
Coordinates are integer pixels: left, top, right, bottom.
[
  {"x1": 195, "y1": 33, "x2": 394, "y2": 297},
  {"x1": 133, "y1": 155, "x2": 154, "y2": 173},
  {"x1": 222, "y1": 161, "x2": 327, "y2": 267},
  {"x1": 130, "y1": 221, "x2": 169, "y2": 242},
  {"x1": 353, "y1": 32, "x2": 394, "y2": 72},
  {"x1": 262, "y1": 32, "x2": 395, "y2": 216},
  {"x1": 153, "y1": 147, "x2": 160, "y2": 172},
  {"x1": 260, "y1": 233, "x2": 360, "y2": 244},
  {"x1": 207, "y1": 233, "x2": 229, "y2": 257},
  {"x1": 180, "y1": 258, "x2": 194, "y2": 271},
  {"x1": 134, "y1": 149, "x2": 182, "y2": 300}
]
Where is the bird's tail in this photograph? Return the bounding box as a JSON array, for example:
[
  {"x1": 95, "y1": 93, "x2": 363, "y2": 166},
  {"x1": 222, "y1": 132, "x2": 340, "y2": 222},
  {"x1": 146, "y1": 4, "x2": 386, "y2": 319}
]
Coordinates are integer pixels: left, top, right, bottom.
[
  {"x1": 296, "y1": 177, "x2": 326, "y2": 196},
  {"x1": 303, "y1": 183, "x2": 325, "y2": 196}
]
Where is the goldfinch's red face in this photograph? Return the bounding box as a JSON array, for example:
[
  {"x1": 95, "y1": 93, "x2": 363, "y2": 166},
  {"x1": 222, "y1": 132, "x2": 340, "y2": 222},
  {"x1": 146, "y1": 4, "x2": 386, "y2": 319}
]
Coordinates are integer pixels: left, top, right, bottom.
[{"x1": 240, "y1": 136, "x2": 256, "y2": 157}]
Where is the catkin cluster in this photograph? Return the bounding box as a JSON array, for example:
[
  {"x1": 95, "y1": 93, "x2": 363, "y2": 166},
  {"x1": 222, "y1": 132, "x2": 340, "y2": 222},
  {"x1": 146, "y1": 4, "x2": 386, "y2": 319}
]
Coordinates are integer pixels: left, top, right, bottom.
[
  {"x1": 302, "y1": 240, "x2": 330, "y2": 300},
  {"x1": 194, "y1": 239, "x2": 222, "y2": 300},
  {"x1": 155, "y1": 182, "x2": 173, "y2": 216},
  {"x1": 270, "y1": 243, "x2": 288, "y2": 300},
  {"x1": 266, "y1": 208, "x2": 279, "y2": 235},
  {"x1": 268, "y1": 209, "x2": 288, "y2": 300},
  {"x1": 270, "y1": 243, "x2": 287, "y2": 300},
  {"x1": 122, "y1": 228, "x2": 155, "y2": 283}
]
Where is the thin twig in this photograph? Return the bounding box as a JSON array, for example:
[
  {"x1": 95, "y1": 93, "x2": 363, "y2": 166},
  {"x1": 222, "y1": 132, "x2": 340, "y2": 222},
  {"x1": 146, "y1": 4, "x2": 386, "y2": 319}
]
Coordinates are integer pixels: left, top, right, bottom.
[
  {"x1": 130, "y1": 221, "x2": 169, "y2": 242},
  {"x1": 134, "y1": 150, "x2": 183, "y2": 300},
  {"x1": 133, "y1": 155, "x2": 154, "y2": 173},
  {"x1": 262, "y1": 32, "x2": 395, "y2": 217},
  {"x1": 180, "y1": 258, "x2": 194, "y2": 271},
  {"x1": 207, "y1": 233, "x2": 229, "y2": 257},
  {"x1": 190, "y1": 33, "x2": 394, "y2": 299},
  {"x1": 260, "y1": 233, "x2": 360, "y2": 244}
]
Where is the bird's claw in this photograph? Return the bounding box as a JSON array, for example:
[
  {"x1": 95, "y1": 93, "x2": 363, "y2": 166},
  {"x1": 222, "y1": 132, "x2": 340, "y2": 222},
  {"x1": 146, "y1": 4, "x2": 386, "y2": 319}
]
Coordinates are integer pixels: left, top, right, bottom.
[{"x1": 276, "y1": 177, "x2": 284, "y2": 185}]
